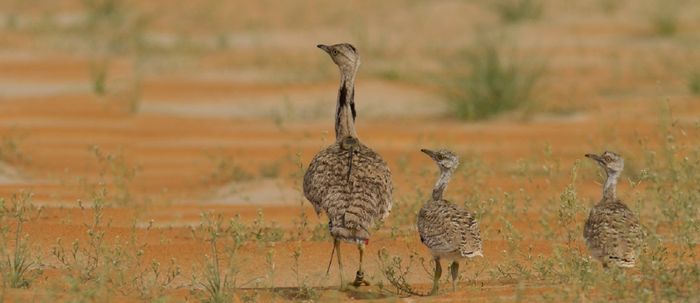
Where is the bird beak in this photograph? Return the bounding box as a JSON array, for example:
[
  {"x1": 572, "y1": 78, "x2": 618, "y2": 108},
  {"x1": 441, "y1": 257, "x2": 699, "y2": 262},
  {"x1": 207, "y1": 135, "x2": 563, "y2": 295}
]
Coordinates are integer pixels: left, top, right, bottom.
[
  {"x1": 317, "y1": 44, "x2": 330, "y2": 53},
  {"x1": 585, "y1": 153, "x2": 604, "y2": 165},
  {"x1": 421, "y1": 149, "x2": 436, "y2": 158}
]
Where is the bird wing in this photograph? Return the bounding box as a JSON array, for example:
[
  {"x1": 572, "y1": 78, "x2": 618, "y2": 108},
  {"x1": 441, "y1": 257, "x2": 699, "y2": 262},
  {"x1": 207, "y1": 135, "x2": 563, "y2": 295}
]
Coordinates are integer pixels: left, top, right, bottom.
[
  {"x1": 418, "y1": 200, "x2": 481, "y2": 256},
  {"x1": 584, "y1": 200, "x2": 643, "y2": 263},
  {"x1": 303, "y1": 144, "x2": 339, "y2": 216},
  {"x1": 455, "y1": 206, "x2": 482, "y2": 257}
]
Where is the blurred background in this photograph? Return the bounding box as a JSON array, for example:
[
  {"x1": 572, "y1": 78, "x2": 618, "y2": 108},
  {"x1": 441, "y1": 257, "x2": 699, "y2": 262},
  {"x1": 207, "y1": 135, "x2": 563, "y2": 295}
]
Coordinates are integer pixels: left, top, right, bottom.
[{"x1": 1, "y1": 0, "x2": 699, "y2": 204}]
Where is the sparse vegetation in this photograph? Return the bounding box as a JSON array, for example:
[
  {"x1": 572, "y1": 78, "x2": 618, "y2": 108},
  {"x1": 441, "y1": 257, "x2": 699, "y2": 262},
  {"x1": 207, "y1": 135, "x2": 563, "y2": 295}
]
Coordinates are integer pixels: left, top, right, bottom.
[
  {"x1": 443, "y1": 35, "x2": 543, "y2": 121},
  {"x1": 598, "y1": 0, "x2": 625, "y2": 14},
  {"x1": 688, "y1": 71, "x2": 700, "y2": 95},
  {"x1": 82, "y1": 0, "x2": 149, "y2": 113},
  {"x1": 88, "y1": 146, "x2": 140, "y2": 206},
  {"x1": 648, "y1": 0, "x2": 680, "y2": 37},
  {"x1": 0, "y1": 132, "x2": 26, "y2": 164},
  {"x1": 190, "y1": 212, "x2": 261, "y2": 303},
  {"x1": 0, "y1": 192, "x2": 42, "y2": 288},
  {"x1": 487, "y1": 0, "x2": 543, "y2": 24},
  {"x1": 208, "y1": 153, "x2": 255, "y2": 184},
  {"x1": 377, "y1": 248, "x2": 430, "y2": 297}
]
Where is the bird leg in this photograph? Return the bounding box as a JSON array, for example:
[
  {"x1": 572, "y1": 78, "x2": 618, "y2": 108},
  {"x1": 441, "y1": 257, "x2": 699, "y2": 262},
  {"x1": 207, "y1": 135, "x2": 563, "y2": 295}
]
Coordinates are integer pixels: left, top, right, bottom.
[
  {"x1": 351, "y1": 242, "x2": 370, "y2": 287},
  {"x1": 334, "y1": 238, "x2": 345, "y2": 288},
  {"x1": 325, "y1": 239, "x2": 337, "y2": 276},
  {"x1": 430, "y1": 257, "x2": 442, "y2": 295},
  {"x1": 450, "y1": 261, "x2": 460, "y2": 291}
]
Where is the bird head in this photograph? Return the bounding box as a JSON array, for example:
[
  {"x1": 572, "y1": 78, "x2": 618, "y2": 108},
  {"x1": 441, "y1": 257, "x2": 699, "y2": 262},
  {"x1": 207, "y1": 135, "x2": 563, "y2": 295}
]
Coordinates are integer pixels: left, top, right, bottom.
[
  {"x1": 421, "y1": 148, "x2": 459, "y2": 172},
  {"x1": 585, "y1": 150, "x2": 624, "y2": 175},
  {"x1": 317, "y1": 43, "x2": 360, "y2": 75}
]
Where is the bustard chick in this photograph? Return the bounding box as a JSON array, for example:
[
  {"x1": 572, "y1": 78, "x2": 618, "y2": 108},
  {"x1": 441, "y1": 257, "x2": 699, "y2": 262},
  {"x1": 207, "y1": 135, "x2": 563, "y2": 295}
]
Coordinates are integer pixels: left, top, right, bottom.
[
  {"x1": 417, "y1": 149, "x2": 482, "y2": 295},
  {"x1": 303, "y1": 43, "x2": 393, "y2": 288},
  {"x1": 584, "y1": 151, "x2": 643, "y2": 268}
]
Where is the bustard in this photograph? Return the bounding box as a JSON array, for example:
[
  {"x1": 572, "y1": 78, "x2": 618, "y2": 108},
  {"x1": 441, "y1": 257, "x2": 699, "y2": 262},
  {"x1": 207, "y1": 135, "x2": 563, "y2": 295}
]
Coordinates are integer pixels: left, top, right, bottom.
[
  {"x1": 303, "y1": 43, "x2": 393, "y2": 288},
  {"x1": 417, "y1": 149, "x2": 482, "y2": 295},
  {"x1": 583, "y1": 151, "x2": 643, "y2": 268}
]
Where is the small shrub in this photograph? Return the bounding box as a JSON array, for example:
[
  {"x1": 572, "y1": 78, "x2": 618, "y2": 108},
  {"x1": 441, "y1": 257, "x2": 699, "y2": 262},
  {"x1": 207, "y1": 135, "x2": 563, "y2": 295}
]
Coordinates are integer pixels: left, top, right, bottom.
[
  {"x1": 258, "y1": 161, "x2": 280, "y2": 179},
  {"x1": 191, "y1": 212, "x2": 261, "y2": 303},
  {"x1": 90, "y1": 60, "x2": 108, "y2": 96},
  {"x1": 649, "y1": 0, "x2": 679, "y2": 37},
  {"x1": 598, "y1": 0, "x2": 625, "y2": 14},
  {"x1": 287, "y1": 242, "x2": 318, "y2": 300},
  {"x1": 688, "y1": 71, "x2": 700, "y2": 95},
  {"x1": 82, "y1": 0, "x2": 149, "y2": 99},
  {"x1": 0, "y1": 132, "x2": 26, "y2": 164},
  {"x1": 52, "y1": 190, "x2": 109, "y2": 282},
  {"x1": 251, "y1": 210, "x2": 284, "y2": 243},
  {"x1": 89, "y1": 146, "x2": 139, "y2": 206},
  {"x1": 377, "y1": 248, "x2": 431, "y2": 296},
  {"x1": 208, "y1": 154, "x2": 254, "y2": 184},
  {"x1": 0, "y1": 191, "x2": 42, "y2": 288},
  {"x1": 310, "y1": 223, "x2": 329, "y2": 242},
  {"x1": 488, "y1": 0, "x2": 542, "y2": 24},
  {"x1": 444, "y1": 36, "x2": 543, "y2": 121}
]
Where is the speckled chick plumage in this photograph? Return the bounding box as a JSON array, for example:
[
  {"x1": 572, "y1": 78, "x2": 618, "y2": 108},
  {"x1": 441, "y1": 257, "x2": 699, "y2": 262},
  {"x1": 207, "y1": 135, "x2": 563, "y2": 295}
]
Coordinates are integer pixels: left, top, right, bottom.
[
  {"x1": 583, "y1": 151, "x2": 644, "y2": 268},
  {"x1": 417, "y1": 149, "x2": 482, "y2": 260},
  {"x1": 303, "y1": 43, "x2": 393, "y2": 244}
]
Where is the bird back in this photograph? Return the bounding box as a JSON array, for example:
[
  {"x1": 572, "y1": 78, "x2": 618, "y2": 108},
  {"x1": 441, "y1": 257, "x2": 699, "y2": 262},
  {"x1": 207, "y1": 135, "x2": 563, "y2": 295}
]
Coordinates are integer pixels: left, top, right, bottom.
[{"x1": 303, "y1": 139, "x2": 392, "y2": 242}]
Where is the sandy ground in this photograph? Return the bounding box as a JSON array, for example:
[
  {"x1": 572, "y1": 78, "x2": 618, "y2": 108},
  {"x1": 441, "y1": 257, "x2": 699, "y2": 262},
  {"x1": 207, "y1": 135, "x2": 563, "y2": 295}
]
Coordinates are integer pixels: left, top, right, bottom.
[{"x1": 0, "y1": 0, "x2": 699, "y2": 302}]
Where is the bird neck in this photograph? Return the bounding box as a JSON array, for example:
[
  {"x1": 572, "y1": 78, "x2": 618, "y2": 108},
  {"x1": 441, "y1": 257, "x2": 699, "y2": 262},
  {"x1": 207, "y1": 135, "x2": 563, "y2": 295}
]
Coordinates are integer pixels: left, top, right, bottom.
[
  {"x1": 335, "y1": 71, "x2": 358, "y2": 142},
  {"x1": 432, "y1": 168, "x2": 453, "y2": 201},
  {"x1": 602, "y1": 170, "x2": 619, "y2": 201}
]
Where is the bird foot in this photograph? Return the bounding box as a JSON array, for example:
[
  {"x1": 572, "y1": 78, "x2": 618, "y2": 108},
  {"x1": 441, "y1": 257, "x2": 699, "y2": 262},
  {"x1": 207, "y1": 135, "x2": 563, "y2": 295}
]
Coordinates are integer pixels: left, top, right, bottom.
[{"x1": 350, "y1": 271, "x2": 370, "y2": 288}]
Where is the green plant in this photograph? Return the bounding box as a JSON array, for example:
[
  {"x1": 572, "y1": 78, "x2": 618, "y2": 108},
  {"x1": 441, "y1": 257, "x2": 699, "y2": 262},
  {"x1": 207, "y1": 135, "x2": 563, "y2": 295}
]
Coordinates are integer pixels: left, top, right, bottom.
[
  {"x1": 649, "y1": 0, "x2": 679, "y2": 37},
  {"x1": 310, "y1": 223, "x2": 329, "y2": 241},
  {"x1": 252, "y1": 210, "x2": 284, "y2": 244},
  {"x1": 89, "y1": 146, "x2": 139, "y2": 206},
  {"x1": 0, "y1": 131, "x2": 26, "y2": 164},
  {"x1": 90, "y1": 60, "x2": 108, "y2": 96},
  {"x1": 556, "y1": 161, "x2": 582, "y2": 247},
  {"x1": 82, "y1": 0, "x2": 150, "y2": 102},
  {"x1": 132, "y1": 258, "x2": 181, "y2": 299},
  {"x1": 52, "y1": 189, "x2": 109, "y2": 282},
  {"x1": 488, "y1": 0, "x2": 542, "y2": 24},
  {"x1": 688, "y1": 71, "x2": 700, "y2": 95},
  {"x1": 287, "y1": 241, "x2": 318, "y2": 300},
  {"x1": 110, "y1": 221, "x2": 181, "y2": 300},
  {"x1": 444, "y1": 35, "x2": 543, "y2": 121},
  {"x1": 192, "y1": 213, "x2": 236, "y2": 303},
  {"x1": 598, "y1": 0, "x2": 624, "y2": 14},
  {"x1": 207, "y1": 153, "x2": 254, "y2": 184},
  {"x1": 0, "y1": 191, "x2": 42, "y2": 288},
  {"x1": 258, "y1": 161, "x2": 280, "y2": 179},
  {"x1": 191, "y1": 212, "x2": 259, "y2": 303},
  {"x1": 377, "y1": 248, "x2": 431, "y2": 297}
]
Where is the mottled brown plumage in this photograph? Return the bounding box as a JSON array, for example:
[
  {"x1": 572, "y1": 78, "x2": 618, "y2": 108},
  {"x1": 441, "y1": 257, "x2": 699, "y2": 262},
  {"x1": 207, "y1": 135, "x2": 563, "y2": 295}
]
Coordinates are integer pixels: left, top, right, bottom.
[
  {"x1": 417, "y1": 149, "x2": 482, "y2": 295},
  {"x1": 303, "y1": 43, "x2": 392, "y2": 288},
  {"x1": 583, "y1": 151, "x2": 644, "y2": 268},
  {"x1": 304, "y1": 139, "x2": 392, "y2": 242}
]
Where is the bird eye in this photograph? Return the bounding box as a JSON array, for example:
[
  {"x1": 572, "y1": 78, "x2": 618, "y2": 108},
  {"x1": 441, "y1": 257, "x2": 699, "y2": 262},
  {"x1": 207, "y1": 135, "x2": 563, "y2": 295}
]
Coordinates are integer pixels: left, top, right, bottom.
[{"x1": 331, "y1": 49, "x2": 339, "y2": 55}]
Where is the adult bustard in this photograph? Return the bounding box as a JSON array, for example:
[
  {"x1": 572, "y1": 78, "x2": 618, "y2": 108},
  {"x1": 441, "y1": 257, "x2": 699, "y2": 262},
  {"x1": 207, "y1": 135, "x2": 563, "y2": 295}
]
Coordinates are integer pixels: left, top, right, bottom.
[
  {"x1": 303, "y1": 43, "x2": 393, "y2": 288},
  {"x1": 583, "y1": 151, "x2": 643, "y2": 268},
  {"x1": 417, "y1": 149, "x2": 482, "y2": 295}
]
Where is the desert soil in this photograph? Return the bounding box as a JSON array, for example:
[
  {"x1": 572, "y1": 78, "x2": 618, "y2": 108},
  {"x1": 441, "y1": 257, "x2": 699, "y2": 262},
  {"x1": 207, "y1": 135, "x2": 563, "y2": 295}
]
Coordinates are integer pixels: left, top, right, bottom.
[{"x1": 0, "y1": 0, "x2": 699, "y2": 302}]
